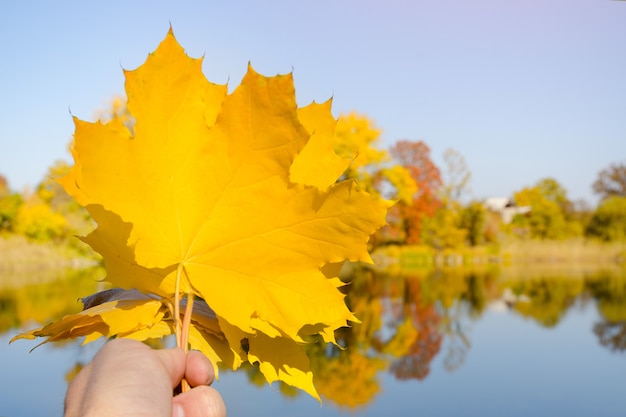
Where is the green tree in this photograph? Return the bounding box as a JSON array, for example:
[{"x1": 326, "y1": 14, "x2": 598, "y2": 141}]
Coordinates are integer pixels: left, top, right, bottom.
[
  {"x1": 536, "y1": 178, "x2": 586, "y2": 236},
  {"x1": 586, "y1": 196, "x2": 626, "y2": 241},
  {"x1": 420, "y1": 203, "x2": 467, "y2": 250},
  {"x1": 511, "y1": 178, "x2": 582, "y2": 240},
  {"x1": 0, "y1": 175, "x2": 24, "y2": 233},
  {"x1": 13, "y1": 196, "x2": 67, "y2": 242},
  {"x1": 36, "y1": 161, "x2": 93, "y2": 239},
  {"x1": 458, "y1": 201, "x2": 487, "y2": 246},
  {"x1": 536, "y1": 178, "x2": 568, "y2": 209}
]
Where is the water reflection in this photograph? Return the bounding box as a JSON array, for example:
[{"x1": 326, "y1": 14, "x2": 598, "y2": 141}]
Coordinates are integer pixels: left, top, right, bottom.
[
  {"x1": 0, "y1": 266, "x2": 105, "y2": 334},
  {"x1": 235, "y1": 264, "x2": 626, "y2": 407},
  {"x1": 1, "y1": 264, "x2": 625, "y2": 410}
]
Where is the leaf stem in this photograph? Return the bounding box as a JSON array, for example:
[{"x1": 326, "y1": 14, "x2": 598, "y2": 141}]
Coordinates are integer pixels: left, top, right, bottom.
[
  {"x1": 180, "y1": 290, "x2": 194, "y2": 393},
  {"x1": 181, "y1": 291, "x2": 194, "y2": 352},
  {"x1": 174, "y1": 263, "x2": 183, "y2": 347},
  {"x1": 174, "y1": 264, "x2": 195, "y2": 393}
]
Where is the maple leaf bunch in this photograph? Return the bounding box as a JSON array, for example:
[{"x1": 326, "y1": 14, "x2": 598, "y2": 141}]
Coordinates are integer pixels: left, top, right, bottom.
[{"x1": 12, "y1": 29, "x2": 389, "y2": 399}]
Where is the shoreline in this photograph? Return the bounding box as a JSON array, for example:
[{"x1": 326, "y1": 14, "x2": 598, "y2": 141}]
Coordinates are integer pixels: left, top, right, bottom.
[{"x1": 373, "y1": 239, "x2": 626, "y2": 270}]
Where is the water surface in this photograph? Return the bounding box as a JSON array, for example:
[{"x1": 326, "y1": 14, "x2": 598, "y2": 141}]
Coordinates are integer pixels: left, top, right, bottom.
[{"x1": 1, "y1": 265, "x2": 624, "y2": 416}]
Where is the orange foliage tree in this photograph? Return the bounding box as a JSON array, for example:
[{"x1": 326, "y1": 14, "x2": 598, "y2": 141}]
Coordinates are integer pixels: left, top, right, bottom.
[{"x1": 388, "y1": 140, "x2": 443, "y2": 244}]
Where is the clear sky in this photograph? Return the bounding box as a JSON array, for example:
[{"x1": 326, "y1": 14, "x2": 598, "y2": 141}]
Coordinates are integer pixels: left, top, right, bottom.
[{"x1": 1, "y1": 0, "x2": 624, "y2": 206}]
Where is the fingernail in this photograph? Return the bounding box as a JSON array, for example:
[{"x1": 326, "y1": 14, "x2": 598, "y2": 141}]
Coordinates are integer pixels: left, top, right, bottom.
[{"x1": 173, "y1": 403, "x2": 185, "y2": 417}]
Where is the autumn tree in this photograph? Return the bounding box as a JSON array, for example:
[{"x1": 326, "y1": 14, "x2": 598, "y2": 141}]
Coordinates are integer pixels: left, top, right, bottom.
[
  {"x1": 13, "y1": 196, "x2": 67, "y2": 242},
  {"x1": 536, "y1": 178, "x2": 567, "y2": 207},
  {"x1": 333, "y1": 112, "x2": 387, "y2": 190},
  {"x1": 0, "y1": 194, "x2": 23, "y2": 233},
  {"x1": 389, "y1": 140, "x2": 443, "y2": 244},
  {"x1": 0, "y1": 175, "x2": 9, "y2": 198},
  {"x1": 94, "y1": 95, "x2": 135, "y2": 133},
  {"x1": 420, "y1": 206, "x2": 467, "y2": 250},
  {"x1": 424, "y1": 147, "x2": 474, "y2": 249},
  {"x1": 332, "y1": 114, "x2": 418, "y2": 247},
  {"x1": 593, "y1": 161, "x2": 626, "y2": 200},
  {"x1": 585, "y1": 196, "x2": 626, "y2": 241},
  {"x1": 36, "y1": 161, "x2": 93, "y2": 241},
  {"x1": 334, "y1": 113, "x2": 416, "y2": 205},
  {"x1": 458, "y1": 201, "x2": 487, "y2": 246},
  {"x1": 512, "y1": 185, "x2": 566, "y2": 239},
  {"x1": 511, "y1": 178, "x2": 582, "y2": 240},
  {"x1": 534, "y1": 178, "x2": 585, "y2": 236},
  {"x1": 0, "y1": 175, "x2": 24, "y2": 233}
]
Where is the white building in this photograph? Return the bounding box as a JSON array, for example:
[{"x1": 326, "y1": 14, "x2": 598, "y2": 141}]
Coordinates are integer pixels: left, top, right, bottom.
[{"x1": 484, "y1": 197, "x2": 531, "y2": 224}]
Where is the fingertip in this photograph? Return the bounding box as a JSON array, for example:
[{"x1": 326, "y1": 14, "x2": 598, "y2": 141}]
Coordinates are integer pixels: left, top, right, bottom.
[{"x1": 185, "y1": 350, "x2": 215, "y2": 386}]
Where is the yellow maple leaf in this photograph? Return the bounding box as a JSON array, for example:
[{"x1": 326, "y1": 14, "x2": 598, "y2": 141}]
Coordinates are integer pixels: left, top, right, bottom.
[{"x1": 15, "y1": 29, "x2": 389, "y2": 399}]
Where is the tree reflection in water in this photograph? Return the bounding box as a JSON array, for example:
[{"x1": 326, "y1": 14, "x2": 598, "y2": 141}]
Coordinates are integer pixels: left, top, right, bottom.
[
  {"x1": 307, "y1": 264, "x2": 626, "y2": 407},
  {"x1": 0, "y1": 267, "x2": 104, "y2": 334},
  {"x1": 2, "y1": 263, "x2": 625, "y2": 409},
  {"x1": 587, "y1": 270, "x2": 626, "y2": 353}
]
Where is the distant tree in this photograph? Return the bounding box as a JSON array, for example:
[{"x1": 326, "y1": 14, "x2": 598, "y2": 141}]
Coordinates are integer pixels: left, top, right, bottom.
[
  {"x1": 536, "y1": 177, "x2": 586, "y2": 236},
  {"x1": 564, "y1": 198, "x2": 593, "y2": 237},
  {"x1": 482, "y1": 209, "x2": 504, "y2": 244},
  {"x1": 37, "y1": 161, "x2": 73, "y2": 207},
  {"x1": 442, "y1": 148, "x2": 471, "y2": 202},
  {"x1": 95, "y1": 95, "x2": 135, "y2": 134},
  {"x1": 513, "y1": 185, "x2": 567, "y2": 239},
  {"x1": 512, "y1": 178, "x2": 584, "y2": 240},
  {"x1": 333, "y1": 112, "x2": 417, "y2": 201},
  {"x1": 375, "y1": 165, "x2": 418, "y2": 204},
  {"x1": 391, "y1": 140, "x2": 442, "y2": 196},
  {"x1": 536, "y1": 178, "x2": 568, "y2": 208},
  {"x1": 586, "y1": 196, "x2": 626, "y2": 241},
  {"x1": 458, "y1": 201, "x2": 487, "y2": 246},
  {"x1": 334, "y1": 112, "x2": 387, "y2": 188},
  {"x1": 421, "y1": 203, "x2": 467, "y2": 250},
  {"x1": 390, "y1": 140, "x2": 443, "y2": 244},
  {"x1": 593, "y1": 162, "x2": 626, "y2": 200},
  {"x1": 0, "y1": 175, "x2": 9, "y2": 198},
  {"x1": 0, "y1": 193, "x2": 23, "y2": 233},
  {"x1": 0, "y1": 175, "x2": 23, "y2": 233},
  {"x1": 13, "y1": 196, "x2": 67, "y2": 242}
]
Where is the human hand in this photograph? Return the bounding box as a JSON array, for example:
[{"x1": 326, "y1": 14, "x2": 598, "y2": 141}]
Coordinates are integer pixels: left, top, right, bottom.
[{"x1": 64, "y1": 338, "x2": 226, "y2": 417}]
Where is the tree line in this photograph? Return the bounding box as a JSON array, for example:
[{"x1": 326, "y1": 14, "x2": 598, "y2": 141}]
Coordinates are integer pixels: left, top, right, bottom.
[
  {"x1": 1, "y1": 110, "x2": 625, "y2": 250},
  {"x1": 332, "y1": 113, "x2": 626, "y2": 247}
]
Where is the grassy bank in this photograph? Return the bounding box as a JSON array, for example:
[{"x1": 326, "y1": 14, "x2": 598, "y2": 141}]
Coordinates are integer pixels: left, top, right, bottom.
[
  {"x1": 373, "y1": 239, "x2": 626, "y2": 271},
  {"x1": 0, "y1": 235, "x2": 96, "y2": 271}
]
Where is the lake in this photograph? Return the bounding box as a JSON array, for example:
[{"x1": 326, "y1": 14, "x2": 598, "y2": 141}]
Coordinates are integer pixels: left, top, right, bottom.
[{"x1": 1, "y1": 264, "x2": 625, "y2": 416}]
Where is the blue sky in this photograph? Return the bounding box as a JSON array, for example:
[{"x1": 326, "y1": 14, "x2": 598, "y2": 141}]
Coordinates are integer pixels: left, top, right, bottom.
[{"x1": 1, "y1": 0, "x2": 624, "y2": 206}]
